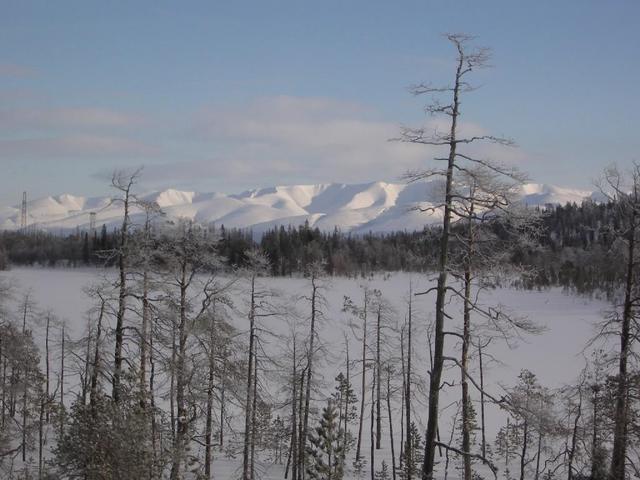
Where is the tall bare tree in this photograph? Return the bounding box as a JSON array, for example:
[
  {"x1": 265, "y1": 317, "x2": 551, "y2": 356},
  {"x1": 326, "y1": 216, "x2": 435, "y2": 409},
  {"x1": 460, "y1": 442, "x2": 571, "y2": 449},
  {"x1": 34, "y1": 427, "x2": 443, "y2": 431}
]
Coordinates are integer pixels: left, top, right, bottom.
[
  {"x1": 398, "y1": 33, "x2": 514, "y2": 479},
  {"x1": 596, "y1": 164, "x2": 640, "y2": 480},
  {"x1": 111, "y1": 168, "x2": 142, "y2": 403}
]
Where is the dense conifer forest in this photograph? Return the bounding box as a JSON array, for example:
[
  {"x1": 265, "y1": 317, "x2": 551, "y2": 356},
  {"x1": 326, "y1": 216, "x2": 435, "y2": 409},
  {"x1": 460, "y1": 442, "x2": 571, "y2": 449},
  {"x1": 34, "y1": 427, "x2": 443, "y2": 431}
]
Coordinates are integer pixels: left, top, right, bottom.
[{"x1": 0, "y1": 199, "x2": 628, "y2": 296}]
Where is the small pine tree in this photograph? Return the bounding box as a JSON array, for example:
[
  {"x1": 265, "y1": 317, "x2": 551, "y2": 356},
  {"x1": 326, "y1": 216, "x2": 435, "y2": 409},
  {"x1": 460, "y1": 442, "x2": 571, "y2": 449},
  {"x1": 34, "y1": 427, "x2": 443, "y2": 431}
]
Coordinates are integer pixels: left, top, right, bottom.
[
  {"x1": 399, "y1": 421, "x2": 423, "y2": 479},
  {"x1": 306, "y1": 400, "x2": 345, "y2": 480},
  {"x1": 333, "y1": 372, "x2": 358, "y2": 454},
  {"x1": 352, "y1": 456, "x2": 367, "y2": 479},
  {"x1": 375, "y1": 460, "x2": 390, "y2": 480}
]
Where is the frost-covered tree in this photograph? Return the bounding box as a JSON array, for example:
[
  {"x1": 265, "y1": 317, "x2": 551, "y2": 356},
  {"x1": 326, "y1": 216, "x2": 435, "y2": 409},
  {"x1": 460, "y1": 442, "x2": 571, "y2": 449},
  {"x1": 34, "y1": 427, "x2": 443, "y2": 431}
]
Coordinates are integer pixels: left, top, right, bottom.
[
  {"x1": 397, "y1": 33, "x2": 517, "y2": 479},
  {"x1": 306, "y1": 400, "x2": 345, "y2": 480}
]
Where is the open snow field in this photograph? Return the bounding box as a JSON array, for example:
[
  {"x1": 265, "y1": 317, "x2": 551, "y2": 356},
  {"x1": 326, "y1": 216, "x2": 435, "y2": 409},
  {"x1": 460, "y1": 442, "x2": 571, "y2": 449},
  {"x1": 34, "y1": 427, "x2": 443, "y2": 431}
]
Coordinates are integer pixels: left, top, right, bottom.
[{"x1": 1, "y1": 267, "x2": 609, "y2": 479}]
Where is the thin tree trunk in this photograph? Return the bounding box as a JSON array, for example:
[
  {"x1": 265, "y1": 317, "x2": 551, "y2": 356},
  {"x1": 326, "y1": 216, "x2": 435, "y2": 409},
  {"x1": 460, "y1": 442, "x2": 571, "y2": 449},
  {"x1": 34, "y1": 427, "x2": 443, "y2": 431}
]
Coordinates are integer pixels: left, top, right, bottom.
[
  {"x1": 38, "y1": 390, "x2": 44, "y2": 480},
  {"x1": 140, "y1": 266, "x2": 150, "y2": 407},
  {"x1": 90, "y1": 299, "x2": 105, "y2": 411},
  {"x1": 1, "y1": 348, "x2": 5, "y2": 428},
  {"x1": 386, "y1": 364, "x2": 397, "y2": 480},
  {"x1": 59, "y1": 323, "x2": 65, "y2": 436},
  {"x1": 375, "y1": 304, "x2": 382, "y2": 450},
  {"x1": 242, "y1": 275, "x2": 257, "y2": 480},
  {"x1": 286, "y1": 340, "x2": 298, "y2": 480},
  {"x1": 423, "y1": 45, "x2": 464, "y2": 480},
  {"x1": 220, "y1": 351, "x2": 226, "y2": 448},
  {"x1": 296, "y1": 371, "x2": 305, "y2": 480},
  {"x1": 170, "y1": 317, "x2": 176, "y2": 441},
  {"x1": 519, "y1": 419, "x2": 528, "y2": 480},
  {"x1": 113, "y1": 180, "x2": 132, "y2": 403},
  {"x1": 478, "y1": 339, "x2": 489, "y2": 459},
  {"x1": 45, "y1": 315, "x2": 50, "y2": 420},
  {"x1": 591, "y1": 385, "x2": 599, "y2": 480},
  {"x1": 81, "y1": 317, "x2": 91, "y2": 406},
  {"x1": 535, "y1": 431, "x2": 542, "y2": 480},
  {"x1": 609, "y1": 203, "x2": 636, "y2": 480},
  {"x1": 460, "y1": 189, "x2": 476, "y2": 480},
  {"x1": 150, "y1": 319, "x2": 158, "y2": 480},
  {"x1": 399, "y1": 330, "x2": 405, "y2": 468},
  {"x1": 21, "y1": 366, "x2": 28, "y2": 462},
  {"x1": 356, "y1": 289, "x2": 368, "y2": 461},
  {"x1": 204, "y1": 303, "x2": 216, "y2": 480},
  {"x1": 344, "y1": 337, "x2": 351, "y2": 452},
  {"x1": 170, "y1": 265, "x2": 189, "y2": 480},
  {"x1": 301, "y1": 274, "x2": 319, "y2": 475},
  {"x1": 250, "y1": 352, "x2": 259, "y2": 480},
  {"x1": 370, "y1": 364, "x2": 376, "y2": 480},
  {"x1": 405, "y1": 282, "x2": 413, "y2": 480}
]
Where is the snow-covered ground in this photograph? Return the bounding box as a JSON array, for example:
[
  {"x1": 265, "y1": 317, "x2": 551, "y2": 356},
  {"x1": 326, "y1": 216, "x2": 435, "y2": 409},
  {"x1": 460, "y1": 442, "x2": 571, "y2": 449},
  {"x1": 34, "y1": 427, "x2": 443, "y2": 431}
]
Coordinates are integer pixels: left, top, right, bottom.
[{"x1": 0, "y1": 267, "x2": 609, "y2": 479}]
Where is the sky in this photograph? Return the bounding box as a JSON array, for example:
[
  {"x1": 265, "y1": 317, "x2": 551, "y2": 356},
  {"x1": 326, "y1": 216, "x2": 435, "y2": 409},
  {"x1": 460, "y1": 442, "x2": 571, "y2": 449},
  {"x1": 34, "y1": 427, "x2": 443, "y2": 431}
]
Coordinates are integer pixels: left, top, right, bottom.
[{"x1": 0, "y1": 0, "x2": 639, "y2": 206}]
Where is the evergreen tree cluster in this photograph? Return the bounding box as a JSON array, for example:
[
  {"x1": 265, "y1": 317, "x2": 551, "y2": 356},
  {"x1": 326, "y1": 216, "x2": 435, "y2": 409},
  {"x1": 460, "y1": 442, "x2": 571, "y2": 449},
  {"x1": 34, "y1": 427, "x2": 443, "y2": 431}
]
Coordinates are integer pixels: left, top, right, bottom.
[{"x1": 0, "y1": 198, "x2": 636, "y2": 298}]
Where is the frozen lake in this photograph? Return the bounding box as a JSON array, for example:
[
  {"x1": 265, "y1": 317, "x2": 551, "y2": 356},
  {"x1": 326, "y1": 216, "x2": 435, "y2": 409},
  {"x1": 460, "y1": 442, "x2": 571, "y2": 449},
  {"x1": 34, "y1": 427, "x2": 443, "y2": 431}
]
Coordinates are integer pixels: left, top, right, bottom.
[{"x1": 0, "y1": 266, "x2": 609, "y2": 479}]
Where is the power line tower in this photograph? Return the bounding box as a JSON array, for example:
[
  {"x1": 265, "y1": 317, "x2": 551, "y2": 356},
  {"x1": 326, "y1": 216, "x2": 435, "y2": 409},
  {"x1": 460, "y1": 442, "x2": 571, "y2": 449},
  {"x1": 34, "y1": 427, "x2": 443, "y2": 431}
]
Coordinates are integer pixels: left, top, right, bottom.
[
  {"x1": 89, "y1": 212, "x2": 96, "y2": 234},
  {"x1": 20, "y1": 191, "x2": 27, "y2": 230}
]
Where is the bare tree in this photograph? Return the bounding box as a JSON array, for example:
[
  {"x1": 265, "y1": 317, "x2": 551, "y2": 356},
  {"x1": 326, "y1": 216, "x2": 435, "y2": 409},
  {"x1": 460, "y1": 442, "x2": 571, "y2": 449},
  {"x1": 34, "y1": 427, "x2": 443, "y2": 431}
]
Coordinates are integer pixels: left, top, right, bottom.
[
  {"x1": 300, "y1": 263, "x2": 328, "y2": 477},
  {"x1": 111, "y1": 168, "x2": 142, "y2": 403},
  {"x1": 241, "y1": 249, "x2": 278, "y2": 480},
  {"x1": 343, "y1": 285, "x2": 373, "y2": 462},
  {"x1": 594, "y1": 163, "x2": 640, "y2": 480},
  {"x1": 398, "y1": 33, "x2": 517, "y2": 479},
  {"x1": 157, "y1": 221, "x2": 226, "y2": 480}
]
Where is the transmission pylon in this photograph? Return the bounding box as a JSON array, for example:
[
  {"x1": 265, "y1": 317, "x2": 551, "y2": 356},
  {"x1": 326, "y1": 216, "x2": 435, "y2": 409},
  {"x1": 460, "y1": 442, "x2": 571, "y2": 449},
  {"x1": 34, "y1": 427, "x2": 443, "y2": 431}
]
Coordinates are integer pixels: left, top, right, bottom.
[
  {"x1": 20, "y1": 191, "x2": 27, "y2": 230},
  {"x1": 89, "y1": 212, "x2": 96, "y2": 233}
]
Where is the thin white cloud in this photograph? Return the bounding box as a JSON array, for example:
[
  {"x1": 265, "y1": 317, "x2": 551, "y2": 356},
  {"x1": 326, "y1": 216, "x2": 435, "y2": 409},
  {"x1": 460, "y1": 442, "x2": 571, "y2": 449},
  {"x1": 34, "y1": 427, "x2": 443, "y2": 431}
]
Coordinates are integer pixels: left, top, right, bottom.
[
  {"x1": 141, "y1": 95, "x2": 524, "y2": 189},
  {"x1": 0, "y1": 107, "x2": 145, "y2": 130},
  {"x1": 0, "y1": 134, "x2": 158, "y2": 159}
]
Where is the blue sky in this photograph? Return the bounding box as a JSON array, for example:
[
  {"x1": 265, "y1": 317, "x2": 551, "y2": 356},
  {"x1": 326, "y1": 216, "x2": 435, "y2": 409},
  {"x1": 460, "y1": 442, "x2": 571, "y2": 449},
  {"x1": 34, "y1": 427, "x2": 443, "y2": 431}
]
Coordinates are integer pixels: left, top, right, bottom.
[{"x1": 1, "y1": 1, "x2": 639, "y2": 205}]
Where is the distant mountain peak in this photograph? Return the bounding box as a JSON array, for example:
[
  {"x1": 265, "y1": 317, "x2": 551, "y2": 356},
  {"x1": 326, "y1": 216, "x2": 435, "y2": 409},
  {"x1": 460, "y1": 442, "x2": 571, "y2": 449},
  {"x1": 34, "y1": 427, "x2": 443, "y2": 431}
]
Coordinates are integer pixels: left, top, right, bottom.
[{"x1": 1, "y1": 180, "x2": 595, "y2": 234}]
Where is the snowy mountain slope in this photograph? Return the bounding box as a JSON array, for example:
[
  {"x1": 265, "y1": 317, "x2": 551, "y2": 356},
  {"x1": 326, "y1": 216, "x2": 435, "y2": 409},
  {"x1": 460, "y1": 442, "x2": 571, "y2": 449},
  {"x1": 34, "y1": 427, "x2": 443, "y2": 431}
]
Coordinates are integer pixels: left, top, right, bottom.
[{"x1": 0, "y1": 180, "x2": 596, "y2": 233}]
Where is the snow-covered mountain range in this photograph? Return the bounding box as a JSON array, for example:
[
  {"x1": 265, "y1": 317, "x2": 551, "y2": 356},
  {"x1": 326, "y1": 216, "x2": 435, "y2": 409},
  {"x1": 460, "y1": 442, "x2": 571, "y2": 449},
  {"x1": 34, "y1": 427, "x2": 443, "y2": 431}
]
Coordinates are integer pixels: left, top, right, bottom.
[{"x1": 0, "y1": 181, "x2": 597, "y2": 234}]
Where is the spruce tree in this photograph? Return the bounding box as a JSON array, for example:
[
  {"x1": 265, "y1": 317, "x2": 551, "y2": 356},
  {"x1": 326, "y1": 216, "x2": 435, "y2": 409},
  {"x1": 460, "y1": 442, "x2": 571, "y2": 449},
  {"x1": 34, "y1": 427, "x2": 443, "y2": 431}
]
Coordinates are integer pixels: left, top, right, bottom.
[{"x1": 306, "y1": 400, "x2": 345, "y2": 480}]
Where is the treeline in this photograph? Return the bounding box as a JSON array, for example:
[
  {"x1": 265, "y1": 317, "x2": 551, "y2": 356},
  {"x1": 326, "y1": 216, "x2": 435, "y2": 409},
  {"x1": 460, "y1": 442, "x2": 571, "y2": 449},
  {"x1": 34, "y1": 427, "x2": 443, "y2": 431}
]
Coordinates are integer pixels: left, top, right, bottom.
[{"x1": 0, "y1": 199, "x2": 632, "y2": 295}]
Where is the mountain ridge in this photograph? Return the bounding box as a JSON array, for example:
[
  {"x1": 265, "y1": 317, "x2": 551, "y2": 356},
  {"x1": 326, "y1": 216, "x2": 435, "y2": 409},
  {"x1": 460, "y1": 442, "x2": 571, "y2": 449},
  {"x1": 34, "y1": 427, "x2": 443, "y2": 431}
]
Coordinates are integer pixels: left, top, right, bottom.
[{"x1": 0, "y1": 181, "x2": 597, "y2": 234}]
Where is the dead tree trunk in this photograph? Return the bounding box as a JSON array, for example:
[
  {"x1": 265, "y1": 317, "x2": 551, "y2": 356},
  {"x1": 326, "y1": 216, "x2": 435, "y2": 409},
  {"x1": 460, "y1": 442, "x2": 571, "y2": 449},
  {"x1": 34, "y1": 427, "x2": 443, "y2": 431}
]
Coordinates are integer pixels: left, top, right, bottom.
[
  {"x1": 250, "y1": 353, "x2": 258, "y2": 480},
  {"x1": 204, "y1": 302, "x2": 216, "y2": 480},
  {"x1": 370, "y1": 363, "x2": 376, "y2": 480},
  {"x1": 421, "y1": 40, "x2": 464, "y2": 480},
  {"x1": 112, "y1": 171, "x2": 138, "y2": 403},
  {"x1": 591, "y1": 384, "x2": 601, "y2": 479},
  {"x1": 21, "y1": 366, "x2": 28, "y2": 462},
  {"x1": 519, "y1": 418, "x2": 529, "y2": 480},
  {"x1": 242, "y1": 275, "x2": 257, "y2": 480},
  {"x1": 170, "y1": 264, "x2": 189, "y2": 480},
  {"x1": 285, "y1": 339, "x2": 298, "y2": 480},
  {"x1": 296, "y1": 370, "x2": 305, "y2": 480},
  {"x1": 405, "y1": 282, "x2": 413, "y2": 479},
  {"x1": 301, "y1": 272, "x2": 320, "y2": 474},
  {"x1": 356, "y1": 289, "x2": 369, "y2": 461},
  {"x1": 461, "y1": 195, "x2": 475, "y2": 480},
  {"x1": 478, "y1": 338, "x2": 490, "y2": 459},
  {"x1": 59, "y1": 322, "x2": 65, "y2": 436},
  {"x1": 344, "y1": 337, "x2": 351, "y2": 452},
  {"x1": 386, "y1": 364, "x2": 397, "y2": 480},
  {"x1": 399, "y1": 34, "x2": 499, "y2": 480},
  {"x1": 219, "y1": 351, "x2": 226, "y2": 448},
  {"x1": 90, "y1": 297, "x2": 105, "y2": 411},
  {"x1": 375, "y1": 303, "x2": 382, "y2": 450},
  {"x1": 609, "y1": 198, "x2": 636, "y2": 480},
  {"x1": 45, "y1": 314, "x2": 50, "y2": 421},
  {"x1": 140, "y1": 263, "x2": 150, "y2": 407}
]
